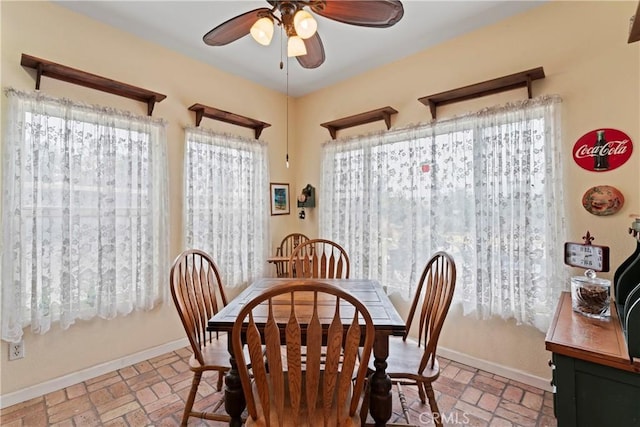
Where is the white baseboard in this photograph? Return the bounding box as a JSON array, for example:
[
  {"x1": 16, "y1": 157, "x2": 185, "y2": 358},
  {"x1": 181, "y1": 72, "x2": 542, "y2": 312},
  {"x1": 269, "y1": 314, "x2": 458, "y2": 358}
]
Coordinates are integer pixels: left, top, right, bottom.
[
  {"x1": 437, "y1": 346, "x2": 552, "y2": 392},
  {"x1": 1, "y1": 339, "x2": 552, "y2": 410},
  {"x1": 0, "y1": 338, "x2": 189, "y2": 409}
]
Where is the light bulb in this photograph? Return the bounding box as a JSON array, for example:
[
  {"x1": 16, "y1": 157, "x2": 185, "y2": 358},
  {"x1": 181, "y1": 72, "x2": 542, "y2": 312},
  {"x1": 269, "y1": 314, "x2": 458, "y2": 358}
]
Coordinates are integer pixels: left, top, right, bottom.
[
  {"x1": 287, "y1": 36, "x2": 307, "y2": 57},
  {"x1": 250, "y1": 17, "x2": 274, "y2": 46},
  {"x1": 293, "y1": 10, "x2": 317, "y2": 39}
]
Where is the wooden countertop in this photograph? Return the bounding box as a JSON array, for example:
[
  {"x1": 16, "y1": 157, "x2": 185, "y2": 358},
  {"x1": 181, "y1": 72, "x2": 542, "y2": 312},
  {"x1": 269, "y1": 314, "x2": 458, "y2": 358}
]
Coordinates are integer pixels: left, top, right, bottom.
[{"x1": 545, "y1": 292, "x2": 640, "y2": 373}]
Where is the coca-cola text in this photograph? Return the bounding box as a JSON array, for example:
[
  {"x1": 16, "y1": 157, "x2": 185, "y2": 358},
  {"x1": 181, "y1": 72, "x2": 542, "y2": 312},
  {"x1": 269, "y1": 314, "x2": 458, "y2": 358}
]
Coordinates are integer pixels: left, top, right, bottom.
[{"x1": 574, "y1": 139, "x2": 629, "y2": 159}]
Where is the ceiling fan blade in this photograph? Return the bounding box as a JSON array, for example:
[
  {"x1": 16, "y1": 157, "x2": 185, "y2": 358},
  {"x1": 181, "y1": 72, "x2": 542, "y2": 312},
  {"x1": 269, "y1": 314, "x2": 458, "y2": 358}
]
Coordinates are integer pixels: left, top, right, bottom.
[
  {"x1": 296, "y1": 32, "x2": 325, "y2": 69},
  {"x1": 203, "y1": 8, "x2": 271, "y2": 46},
  {"x1": 311, "y1": 0, "x2": 404, "y2": 28}
]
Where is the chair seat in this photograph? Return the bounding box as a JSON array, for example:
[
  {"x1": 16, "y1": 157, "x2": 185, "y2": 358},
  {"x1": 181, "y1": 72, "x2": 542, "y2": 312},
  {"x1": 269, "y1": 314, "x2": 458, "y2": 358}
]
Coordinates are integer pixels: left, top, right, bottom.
[
  {"x1": 188, "y1": 333, "x2": 230, "y2": 370},
  {"x1": 245, "y1": 372, "x2": 361, "y2": 427},
  {"x1": 371, "y1": 336, "x2": 440, "y2": 381}
]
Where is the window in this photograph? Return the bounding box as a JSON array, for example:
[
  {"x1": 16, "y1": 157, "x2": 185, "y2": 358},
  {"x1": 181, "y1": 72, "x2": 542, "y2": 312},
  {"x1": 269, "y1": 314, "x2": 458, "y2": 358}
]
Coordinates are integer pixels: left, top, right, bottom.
[
  {"x1": 183, "y1": 128, "x2": 269, "y2": 286},
  {"x1": 1, "y1": 89, "x2": 169, "y2": 342},
  {"x1": 320, "y1": 96, "x2": 566, "y2": 331}
]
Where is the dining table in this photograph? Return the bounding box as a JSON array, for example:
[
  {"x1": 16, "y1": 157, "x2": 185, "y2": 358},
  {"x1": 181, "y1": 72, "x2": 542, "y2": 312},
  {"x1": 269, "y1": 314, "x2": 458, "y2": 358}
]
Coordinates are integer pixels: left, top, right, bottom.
[{"x1": 207, "y1": 277, "x2": 406, "y2": 427}]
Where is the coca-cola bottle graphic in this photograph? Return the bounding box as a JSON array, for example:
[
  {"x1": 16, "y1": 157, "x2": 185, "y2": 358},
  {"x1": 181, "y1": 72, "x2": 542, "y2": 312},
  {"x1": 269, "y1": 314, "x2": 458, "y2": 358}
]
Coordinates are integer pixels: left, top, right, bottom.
[{"x1": 593, "y1": 129, "x2": 609, "y2": 171}]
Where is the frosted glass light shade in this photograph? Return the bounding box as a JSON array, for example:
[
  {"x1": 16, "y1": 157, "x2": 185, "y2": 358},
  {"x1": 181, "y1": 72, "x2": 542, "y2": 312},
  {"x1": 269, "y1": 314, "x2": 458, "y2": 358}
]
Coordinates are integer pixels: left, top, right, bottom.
[
  {"x1": 293, "y1": 10, "x2": 317, "y2": 39},
  {"x1": 250, "y1": 17, "x2": 274, "y2": 46},
  {"x1": 287, "y1": 36, "x2": 307, "y2": 57}
]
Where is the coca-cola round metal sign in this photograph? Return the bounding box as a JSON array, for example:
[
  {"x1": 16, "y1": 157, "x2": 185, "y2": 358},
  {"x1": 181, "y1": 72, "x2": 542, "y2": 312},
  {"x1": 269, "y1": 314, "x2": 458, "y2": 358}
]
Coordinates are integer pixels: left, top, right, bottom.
[{"x1": 573, "y1": 128, "x2": 633, "y2": 172}]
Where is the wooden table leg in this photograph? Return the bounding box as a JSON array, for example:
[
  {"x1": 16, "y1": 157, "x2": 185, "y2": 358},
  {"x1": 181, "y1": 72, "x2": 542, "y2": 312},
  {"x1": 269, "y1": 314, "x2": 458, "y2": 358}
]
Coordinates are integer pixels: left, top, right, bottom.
[
  {"x1": 369, "y1": 331, "x2": 392, "y2": 426},
  {"x1": 224, "y1": 337, "x2": 245, "y2": 427}
]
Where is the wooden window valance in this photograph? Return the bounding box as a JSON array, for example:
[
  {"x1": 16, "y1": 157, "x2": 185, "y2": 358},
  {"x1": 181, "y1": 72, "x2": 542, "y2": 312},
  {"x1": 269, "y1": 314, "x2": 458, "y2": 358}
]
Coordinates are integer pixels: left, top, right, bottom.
[
  {"x1": 320, "y1": 106, "x2": 398, "y2": 139},
  {"x1": 188, "y1": 103, "x2": 271, "y2": 139},
  {"x1": 20, "y1": 54, "x2": 166, "y2": 116},
  {"x1": 630, "y1": 2, "x2": 640, "y2": 43},
  {"x1": 418, "y1": 67, "x2": 545, "y2": 120}
]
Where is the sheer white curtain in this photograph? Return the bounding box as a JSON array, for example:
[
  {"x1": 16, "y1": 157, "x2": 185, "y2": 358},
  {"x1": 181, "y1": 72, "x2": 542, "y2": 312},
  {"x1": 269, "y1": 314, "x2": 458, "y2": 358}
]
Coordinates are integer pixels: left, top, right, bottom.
[
  {"x1": 183, "y1": 127, "x2": 269, "y2": 287},
  {"x1": 320, "y1": 96, "x2": 566, "y2": 331},
  {"x1": 1, "y1": 89, "x2": 169, "y2": 342}
]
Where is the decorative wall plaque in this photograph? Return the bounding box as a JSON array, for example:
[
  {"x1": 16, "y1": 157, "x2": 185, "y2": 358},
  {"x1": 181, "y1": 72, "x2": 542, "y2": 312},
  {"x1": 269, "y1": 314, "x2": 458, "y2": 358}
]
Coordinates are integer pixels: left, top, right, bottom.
[
  {"x1": 572, "y1": 128, "x2": 633, "y2": 172},
  {"x1": 582, "y1": 185, "x2": 624, "y2": 216}
]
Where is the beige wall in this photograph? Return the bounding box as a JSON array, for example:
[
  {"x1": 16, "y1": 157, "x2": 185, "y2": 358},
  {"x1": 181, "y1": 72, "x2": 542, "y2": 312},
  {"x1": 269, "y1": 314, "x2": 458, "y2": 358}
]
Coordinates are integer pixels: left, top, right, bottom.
[
  {"x1": 296, "y1": 0, "x2": 639, "y2": 380},
  {"x1": 0, "y1": 0, "x2": 296, "y2": 395},
  {"x1": 1, "y1": 0, "x2": 638, "y2": 398}
]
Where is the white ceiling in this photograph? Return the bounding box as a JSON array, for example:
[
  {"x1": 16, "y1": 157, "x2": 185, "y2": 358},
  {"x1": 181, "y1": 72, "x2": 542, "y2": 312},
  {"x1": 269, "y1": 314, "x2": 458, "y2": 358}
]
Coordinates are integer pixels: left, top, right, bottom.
[{"x1": 54, "y1": 0, "x2": 545, "y2": 97}]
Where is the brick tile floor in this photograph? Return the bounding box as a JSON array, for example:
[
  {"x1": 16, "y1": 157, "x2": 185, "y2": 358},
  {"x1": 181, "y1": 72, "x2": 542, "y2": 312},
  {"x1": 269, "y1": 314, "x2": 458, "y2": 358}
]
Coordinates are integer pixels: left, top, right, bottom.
[{"x1": 1, "y1": 347, "x2": 557, "y2": 426}]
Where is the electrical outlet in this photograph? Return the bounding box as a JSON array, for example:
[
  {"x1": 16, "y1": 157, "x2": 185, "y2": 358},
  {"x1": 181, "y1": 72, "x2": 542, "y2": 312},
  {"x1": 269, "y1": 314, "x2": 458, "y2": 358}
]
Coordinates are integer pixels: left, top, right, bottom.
[{"x1": 9, "y1": 340, "x2": 25, "y2": 360}]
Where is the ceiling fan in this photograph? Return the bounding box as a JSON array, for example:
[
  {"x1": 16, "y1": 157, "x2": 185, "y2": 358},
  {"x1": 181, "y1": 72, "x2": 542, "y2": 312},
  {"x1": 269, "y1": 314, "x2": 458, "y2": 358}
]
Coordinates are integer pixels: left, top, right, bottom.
[{"x1": 203, "y1": 0, "x2": 404, "y2": 69}]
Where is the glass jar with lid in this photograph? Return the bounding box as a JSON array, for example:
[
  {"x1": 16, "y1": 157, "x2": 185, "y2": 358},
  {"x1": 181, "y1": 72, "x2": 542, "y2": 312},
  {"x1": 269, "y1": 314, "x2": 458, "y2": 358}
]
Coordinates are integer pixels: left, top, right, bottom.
[{"x1": 571, "y1": 269, "x2": 611, "y2": 319}]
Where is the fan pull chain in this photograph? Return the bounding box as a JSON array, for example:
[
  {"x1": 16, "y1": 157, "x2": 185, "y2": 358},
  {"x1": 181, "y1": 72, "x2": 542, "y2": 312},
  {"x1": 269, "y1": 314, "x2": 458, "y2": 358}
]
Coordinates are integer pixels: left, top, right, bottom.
[
  {"x1": 279, "y1": 24, "x2": 284, "y2": 70},
  {"x1": 286, "y1": 56, "x2": 289, "y2": 169},
  {"x1": 278, "y1": 23, "x2": 289, "y2": 168}
]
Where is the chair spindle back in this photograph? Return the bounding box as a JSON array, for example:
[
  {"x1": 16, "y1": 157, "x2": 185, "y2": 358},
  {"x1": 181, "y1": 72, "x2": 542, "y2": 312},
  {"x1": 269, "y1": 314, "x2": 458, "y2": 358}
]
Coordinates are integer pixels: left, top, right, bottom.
[
  {"x1": 404, "y1": 251, "x2": 456, "y2": 373},
  {"x1": 232, "y1": 281, "x2": 374, "y2": 426},
  {"x1": 275, "y1": 233, "x2": 310, "y2": 277},
  {"x1": 288, "y1": 239, "x2": 350, "y2": 279},
  {"x1": 170, "y1": 249, "x2": 227, "y2": 366}
]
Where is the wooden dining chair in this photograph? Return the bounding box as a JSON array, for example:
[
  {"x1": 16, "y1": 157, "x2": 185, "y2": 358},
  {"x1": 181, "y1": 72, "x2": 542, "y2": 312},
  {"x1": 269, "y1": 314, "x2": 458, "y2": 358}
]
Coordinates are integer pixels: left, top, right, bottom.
[
  {"x1": 232, "y1": 280, "x2": 375, "y2": 427},
  {"x1": 362, "y1": 251, "x2": 456, "y2": 427},
  {"x1": 169, "y1": 249, "x2": 230, "y2": 426},
  {"x1": 288, "y1": 238, "x2": 350, "y2": 279},
  {"x1": 275, "y1": 233, "x2": 310, "y2": 277}
]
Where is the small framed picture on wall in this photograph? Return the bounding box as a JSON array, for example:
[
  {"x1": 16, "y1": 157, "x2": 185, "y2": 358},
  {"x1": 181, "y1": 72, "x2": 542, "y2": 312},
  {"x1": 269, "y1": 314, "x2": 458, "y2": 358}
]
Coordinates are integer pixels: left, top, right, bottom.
[{"x1": 270, "y1": 183, "x2": 290, "y2": 215}]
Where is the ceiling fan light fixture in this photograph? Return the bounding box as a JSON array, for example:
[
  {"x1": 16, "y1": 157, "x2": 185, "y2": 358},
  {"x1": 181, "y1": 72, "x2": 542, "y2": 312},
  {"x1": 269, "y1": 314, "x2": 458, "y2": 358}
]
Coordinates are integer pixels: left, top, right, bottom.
[
  {"x1": 287, "y1": 35, "x2": 307, "y2": 57},
  {"x1": 204, "y1": 0, "x2": 405, "y2": 68},
  {"x1": 250, "y1": 16, "x2": 274, "y2": 46},
  {"x1": 293, "y1": 10, "x2": 317, "y2": 39}
]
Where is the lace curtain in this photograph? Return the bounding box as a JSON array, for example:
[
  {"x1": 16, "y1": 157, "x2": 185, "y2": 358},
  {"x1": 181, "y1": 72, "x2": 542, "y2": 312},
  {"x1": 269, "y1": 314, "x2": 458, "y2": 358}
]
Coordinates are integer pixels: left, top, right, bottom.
[
  {"x1": 1, "y1": 89, "x2": 169, "y2": 342},
  {"x1": 183, "y1": 128, "x2": 269, "y2": 287},
  {"x1": 319, "y1": 96, "x2": 566, "y2": 332}
]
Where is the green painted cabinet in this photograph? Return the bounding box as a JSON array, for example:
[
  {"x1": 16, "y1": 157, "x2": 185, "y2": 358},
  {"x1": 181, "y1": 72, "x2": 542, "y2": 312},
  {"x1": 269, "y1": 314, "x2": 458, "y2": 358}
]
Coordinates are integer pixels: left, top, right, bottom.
[
  {"x1": 552, "y1": 354, "x2": 640, "y2": 426},
  {"x1": 546, "y1": 292, "x2": 640, "y2": 427}
]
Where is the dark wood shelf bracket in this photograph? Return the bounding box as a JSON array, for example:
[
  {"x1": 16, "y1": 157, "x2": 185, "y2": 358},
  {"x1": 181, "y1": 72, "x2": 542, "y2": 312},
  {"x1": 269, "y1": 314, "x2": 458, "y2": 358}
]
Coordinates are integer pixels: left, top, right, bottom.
[
  {"x1": 418, "y1": 67, "x2": 545, "y2": 119},
  {"x1": 188, "y1": 103, "x2": 271, "y2": 139},
  {"x1": 629, "y1": 2, "x2": 640, "y2": 43},
  {"x1": 20, "y1": 54, "x2": 166, "y2": 116},
  {"x1": 320, "y1": 106, "x2": 398, "y2": 139}
]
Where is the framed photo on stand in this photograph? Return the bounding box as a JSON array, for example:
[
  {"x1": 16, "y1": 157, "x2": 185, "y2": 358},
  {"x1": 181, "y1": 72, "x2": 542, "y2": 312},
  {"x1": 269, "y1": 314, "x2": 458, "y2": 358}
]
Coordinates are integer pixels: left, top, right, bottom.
[{"x1": 270, "y1": 183, "x2": 290, "y2": 216}]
